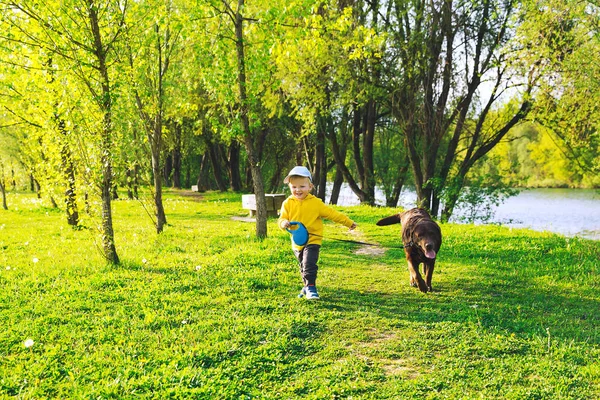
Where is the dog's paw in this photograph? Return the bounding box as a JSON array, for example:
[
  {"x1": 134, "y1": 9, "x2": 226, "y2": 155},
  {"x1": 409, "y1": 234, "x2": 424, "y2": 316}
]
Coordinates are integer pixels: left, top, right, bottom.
[{"x1": 416, "y1": 279, "x2": 429, "y2": 293}]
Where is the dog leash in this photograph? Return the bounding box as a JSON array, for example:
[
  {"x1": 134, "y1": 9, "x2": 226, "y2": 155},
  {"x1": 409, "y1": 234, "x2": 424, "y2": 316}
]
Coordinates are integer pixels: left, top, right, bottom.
[
  {"x1": 309, "y1": 232, "x2": 382, "y2": 247},
  {"x1": 317, "y1": 234, "x2": 412, "y2": 250},
  {"x1": 286, "y1": 221, "x2": 410, "y2": 249}
]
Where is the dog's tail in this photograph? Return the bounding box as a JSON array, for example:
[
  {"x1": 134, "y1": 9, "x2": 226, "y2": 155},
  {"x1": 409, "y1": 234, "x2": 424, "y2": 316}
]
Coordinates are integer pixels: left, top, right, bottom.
[{"x1": 376, "y1": 214, "x2": 401, "y2": 226}]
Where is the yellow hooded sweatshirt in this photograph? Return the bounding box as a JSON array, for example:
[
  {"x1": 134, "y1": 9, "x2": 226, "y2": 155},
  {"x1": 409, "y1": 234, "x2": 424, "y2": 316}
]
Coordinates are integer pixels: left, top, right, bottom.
[{"x1": 278, "y1": 194, "x2": 354, "y2": 250}]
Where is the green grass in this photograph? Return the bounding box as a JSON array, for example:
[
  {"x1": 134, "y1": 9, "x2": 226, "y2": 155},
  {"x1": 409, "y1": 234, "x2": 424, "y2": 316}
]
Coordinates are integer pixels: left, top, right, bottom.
[{"x1": 1, "y1": 190, "x2": 598, "y2": 399}]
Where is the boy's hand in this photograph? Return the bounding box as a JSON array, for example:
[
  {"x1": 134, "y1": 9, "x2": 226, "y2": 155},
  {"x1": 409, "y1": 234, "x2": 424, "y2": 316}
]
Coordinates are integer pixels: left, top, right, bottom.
[
  {"x1": 349, "y1": 222, "x2": 357, "y2": 230},
  {"x1": 279, "y1": 219, "x2": 291, "y2": 230}
]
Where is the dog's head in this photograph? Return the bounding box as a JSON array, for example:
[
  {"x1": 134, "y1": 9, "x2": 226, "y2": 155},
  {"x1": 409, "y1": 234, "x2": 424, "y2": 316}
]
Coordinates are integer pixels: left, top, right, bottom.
[{"x1": 409, "y1": 221, "x2": 441, "y2": 259}]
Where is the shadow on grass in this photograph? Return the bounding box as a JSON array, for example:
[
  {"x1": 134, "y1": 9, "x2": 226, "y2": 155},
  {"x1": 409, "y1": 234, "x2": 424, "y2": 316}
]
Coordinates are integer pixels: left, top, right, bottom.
[
  {"x1": 320, "y1": 234, "x2": 599, "y2": 346},
  {"x1": 316, "y1": 282, "x2": 599, "y2": 346}
]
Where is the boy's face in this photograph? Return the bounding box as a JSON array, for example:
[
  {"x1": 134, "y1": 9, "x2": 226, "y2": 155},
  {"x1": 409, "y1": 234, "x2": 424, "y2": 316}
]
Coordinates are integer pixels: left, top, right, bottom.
[{"x1": 288, "y1": 176, "x2": 313, "y2": 200}]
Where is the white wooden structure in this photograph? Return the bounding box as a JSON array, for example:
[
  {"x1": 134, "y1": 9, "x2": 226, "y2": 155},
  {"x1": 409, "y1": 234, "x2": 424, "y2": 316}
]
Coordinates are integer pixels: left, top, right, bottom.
[{"x1": 242, "y1": 194, "x2": 286, "y2": 217}]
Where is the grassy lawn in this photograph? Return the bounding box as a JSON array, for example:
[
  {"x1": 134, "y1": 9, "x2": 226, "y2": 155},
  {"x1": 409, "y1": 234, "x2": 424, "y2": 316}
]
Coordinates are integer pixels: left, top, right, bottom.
[{"x1": 1, "y1": 190, "x2": 598, "y2": 399}]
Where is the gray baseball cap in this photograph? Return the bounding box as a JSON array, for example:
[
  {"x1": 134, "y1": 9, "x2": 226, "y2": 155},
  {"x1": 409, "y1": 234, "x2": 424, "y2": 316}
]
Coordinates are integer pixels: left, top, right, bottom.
[{"x1": 284, "y1": 166, "x2": 312, "y2": 183}]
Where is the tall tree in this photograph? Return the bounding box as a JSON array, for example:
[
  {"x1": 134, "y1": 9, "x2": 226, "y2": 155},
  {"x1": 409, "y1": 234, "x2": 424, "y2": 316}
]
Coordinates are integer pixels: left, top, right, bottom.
[
  {"x1": 191, "y1": 0, "x2": 300, "y2": 238},
  {"x1": 273, "y1": 4, "x2": 386, "y2": 205},
  {"x1": 84, "y1": 0, "x2": 123, "y2": 262},
  {"x1": 125, "y1": 0, "x2": 184, "y2": 233},
  {"x1": 47, "y1": 58, "x2": 80, "y2": 227},
  {"x1": 383, "y1": 0, "x2": 537, "y2": 220},
  {"x1": 0, "y1": 16, "x2": 80, "y2": 223},
  {"x1": 226, "y1": 0, "x2": 267, "y2": 237},
  {"x1": 1, "y1": 0, "x2": 128, "y2": 263}
]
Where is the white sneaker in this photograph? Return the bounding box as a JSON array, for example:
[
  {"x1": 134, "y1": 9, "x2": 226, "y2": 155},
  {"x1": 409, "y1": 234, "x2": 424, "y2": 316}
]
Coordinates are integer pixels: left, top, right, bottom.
[
  {"x1": 305, "y1": 285, "x2": 320, "y2": 300},
  {"x1": 298, "y1": 287, "x2": 306, "y2": 298}
]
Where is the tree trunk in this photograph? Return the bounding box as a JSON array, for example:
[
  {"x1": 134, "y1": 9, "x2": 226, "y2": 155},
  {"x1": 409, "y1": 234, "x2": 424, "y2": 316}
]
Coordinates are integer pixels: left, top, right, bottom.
[
  {"x1": 172, "y1": 122, "x2": 182, "y2": 189},
  {"x1": 244, "y1": 135, "x2": 268, "y2": 238},
  {"x1": 314, "y1": 118, "x2": 327, "y2": 200},
  {"x1": 329, "y1": 167, "x2": 344, "y2": 205},
  {"x1": 172, "y1": 151, "x2": 181, "y2": 189},
  {"x1": 196, "y1": 154, "x2": 211, "y2": 192},
  {"x1": 232, "y1": 0, "x2": 267, "y2": 238},
  {"x1": 34, "y1": 178, "x2": 41, "y2": 198},
  {"x1": 228, "y1": 141, "x2": 242, "y2": 191},
  {"x1": 154, "y1": 21, "x2": 169, "y2": 233},
  {"x1": 363, "y1": 100, "x2": 377, "y2": 204},
  {"x1": 126, "y1": 166, "x2": 135, "y2": 199},
  {"x1": 0, "y1": 180, "x2": 7, "y2": 210},
  {"x1": 185, "y1": 163, "x2": 191, "y2": 189},
  {"x1": 10, "y1": 168, "x2": 16, "y2": 191},
  {"x1": 352, "y1": 105, "x2": 366, "y2": 190},
  {"x1": 129, "y1": 22, "x2": 171, "y2": 234},
  {"x1": 163, "y1": 153, "x2": 172, "y2": 187},
  {"x1": 206, "y1": 142, "x2": 227, "y2": 191},
  {"x1": 341, "y1": 104, "x2": 376, "y2": 205},
  {"x1": 48, "y1": 55, "x2": 79, "y2": 227},
  {"x1": 129, "y1": 129, "x2": 142, "y2": 199},
  {"x1": 55, "y1": 108, "x2": 79, "y2": 227},
  {"x1": 151, "y1": 122, "x2": 167, "y2": 233},
  {"x1": 328, "y1": 111, "x2": 368, "y2": 203},
  {"x1": 386, "y1": 157, "x2": 410, "y2": 207},
  {"x1": 89, "y1": 1, "x2": 119, "y2": 264},
  {"x1": 133, "y1": 164, "x2": 140, "y2": 198},
  {"x1": 328, "y1": 108, "x2": 350, "y2": 205}
]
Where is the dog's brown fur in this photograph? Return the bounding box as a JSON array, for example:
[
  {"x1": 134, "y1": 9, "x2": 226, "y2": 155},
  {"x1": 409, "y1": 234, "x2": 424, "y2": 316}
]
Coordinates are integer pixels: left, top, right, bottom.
[{"x1": 377, "y1": 208, "x2": 442, "y2": 293}]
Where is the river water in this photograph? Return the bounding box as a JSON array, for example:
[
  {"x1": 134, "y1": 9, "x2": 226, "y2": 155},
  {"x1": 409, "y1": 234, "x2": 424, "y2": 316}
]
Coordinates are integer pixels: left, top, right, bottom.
[{"x1": 327, "y1": 185, "x2": 600, "y2": 240}]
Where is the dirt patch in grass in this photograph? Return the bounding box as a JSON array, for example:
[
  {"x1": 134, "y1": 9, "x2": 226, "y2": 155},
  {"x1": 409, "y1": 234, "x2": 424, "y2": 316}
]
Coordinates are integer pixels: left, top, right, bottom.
[
  {"x1": 381, "y1": 358, "x2": 421, "y2": 378},
  {"x1": 175, "y1": 189, "x2": 204, "y2": 201},
  {"x1": 231, "y1": 216, "x2": 256, "y2": 223},
  {"x1": 357, "y1": 330, "x2": 421, "y2": 378},
  {"x1": 354, "y1": 245, "x2": 386, "y2": 256}
]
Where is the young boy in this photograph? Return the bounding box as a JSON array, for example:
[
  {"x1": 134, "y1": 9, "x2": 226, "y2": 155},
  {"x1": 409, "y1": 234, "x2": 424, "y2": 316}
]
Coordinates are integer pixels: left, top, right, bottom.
[{"x1": 278, "y1": 166, "x2": 357, "y2": 300}]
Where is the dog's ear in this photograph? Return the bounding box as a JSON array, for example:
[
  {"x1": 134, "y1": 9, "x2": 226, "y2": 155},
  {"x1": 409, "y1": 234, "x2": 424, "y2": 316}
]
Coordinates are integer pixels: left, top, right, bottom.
[{"x1": 376, "y1": 214, "x2": 401, "y2": 226}]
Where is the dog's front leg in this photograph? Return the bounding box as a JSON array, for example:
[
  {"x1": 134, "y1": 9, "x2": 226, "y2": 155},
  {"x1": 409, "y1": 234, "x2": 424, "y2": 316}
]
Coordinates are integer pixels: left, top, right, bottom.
[
  {"x1": 423, "y1": 261, "x2": 435, "y2": 292},
  {"x1": 406, "y1": 256, "x2": 428, "y2": 293}
]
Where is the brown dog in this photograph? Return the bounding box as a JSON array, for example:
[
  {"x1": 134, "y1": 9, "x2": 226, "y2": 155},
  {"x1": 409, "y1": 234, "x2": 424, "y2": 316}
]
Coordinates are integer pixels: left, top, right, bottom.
[{"x1": 377, "y1": 208, "x2": 442, "y2": 293}]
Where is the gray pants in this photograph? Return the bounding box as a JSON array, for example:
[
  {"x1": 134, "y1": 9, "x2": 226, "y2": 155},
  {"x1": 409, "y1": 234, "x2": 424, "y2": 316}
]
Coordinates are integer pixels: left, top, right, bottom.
[{"x1": 293, "y1": 244, "x2": 321, "y2": 286}]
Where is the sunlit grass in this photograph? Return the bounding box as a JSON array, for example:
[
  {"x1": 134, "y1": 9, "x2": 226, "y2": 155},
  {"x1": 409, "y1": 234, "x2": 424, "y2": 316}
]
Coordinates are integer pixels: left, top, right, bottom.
[{"x1": 0, "y1": 190, "x2": 598, "y2": 398}]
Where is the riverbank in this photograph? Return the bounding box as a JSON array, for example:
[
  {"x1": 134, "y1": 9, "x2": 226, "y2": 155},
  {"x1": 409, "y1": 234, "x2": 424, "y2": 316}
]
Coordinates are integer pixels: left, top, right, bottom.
[{"x1": 328, "y1": 185, "x2": 600, "y2": 240}]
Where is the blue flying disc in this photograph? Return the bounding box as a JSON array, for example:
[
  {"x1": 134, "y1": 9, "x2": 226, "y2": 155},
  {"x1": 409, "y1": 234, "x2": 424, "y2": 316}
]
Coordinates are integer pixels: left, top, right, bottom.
[{"x1": 286, "y1": 221, "x2": 309, "y2": 246}]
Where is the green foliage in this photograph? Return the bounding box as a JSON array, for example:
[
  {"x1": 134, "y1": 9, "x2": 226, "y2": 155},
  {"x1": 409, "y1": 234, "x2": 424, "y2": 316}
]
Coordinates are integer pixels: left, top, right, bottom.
[
  {"x1": 0, "y1": 0, "x2": 135, "y2": 220},
  {"x1": 374, "y1": 122, "x2": 410, "y2": 200},
  {"x1": 472, "y1": 122, "x2": 600, "y2": 188},
  {"x1": 271, "y1": 3, "x2": 385, "y2": 131},
  {"x1": 1, "y1": 191, "x2": 599, "y2": 398},
  {"x1": 517, "y1": 0, "x2": 600, "y2": 175},
  {"x1": 0, "y1": 132, "x2": 27, "y2": 191},
  {"x1": 451, "y1": 177, "x2": 519, "y2": 224}
]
